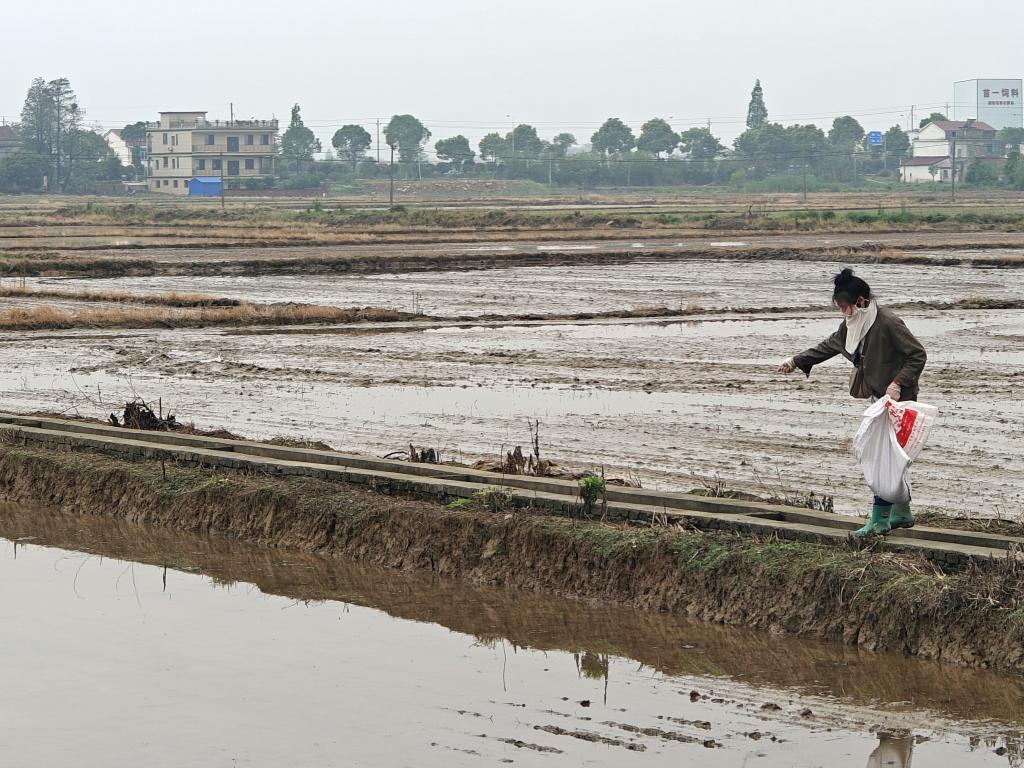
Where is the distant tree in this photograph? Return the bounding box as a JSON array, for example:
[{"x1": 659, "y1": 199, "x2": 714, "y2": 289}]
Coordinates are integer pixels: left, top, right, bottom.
[
  {"x1": 734, "y1": 123, "x2": 789, "y2": 177},
  {"x1": 506, "y1": 124, "x2": 543, "y2": 159},
  {"x1": 678, "y1": 127, "x2": 724, "y2": 159},
  {"x1": 637, "y1": 118, "x2": 679, "y2": 156},
  {"x1": 828, "y1": 115, "x2": 865, "y2": 146},
  {"x1": 281, "y1": 104, "x2": 321, "y2": 162},
  {"x1": 965, "y1": 157, "x2": 998, "y2": 185},
  {"x1": 746, "y1": 79, "x2": 768, "y2": 129},
  {"x1": 332, "y1": 124, "x2": 372, "y2": 171},
  {"x1": 998, "y1": 127, "x2": 1024, "y2": 152},
  {"x1": 435, "y1": 135, "x2": 475, "y2": 168},
  {"x1": 121, "y1": 121, "x2": 147, "y2": 142},
  {"x1": 120, "y1": 121, "x2": 147, "y2": 168},
  {"x1": 479, "y1": 132, "x2": 509, "y2": 164},
  {"x1": 1005, "y1": 151, "x2": 1024, "y2": 188},
  {"x1": 63, "y1": 129, "x2": 119, "y2": 192},
  {"x1": 384, "y1": 114, "x2": 431, "y2": 163},
  {"x1": 883, "y1": 125, "x2": 910, "y2": 161},
  {"x1": 786, "y1": 124, "x2": 828, "y2": 169},
  {"x1": 19, "y1": 78, "x2": 56, "y2": 160},
  {"x1": 591, "y1": 118, "x2": 635, "y2": 155},
  {"x1": 919, "y1": 112, "x2": 946, "y2": 128},
  {"x1": 0, "y1": 151, "x2": 48, "y2": 193},
  {"x1": 551, "y1": 132, "x2": 577, "y2": 157}
]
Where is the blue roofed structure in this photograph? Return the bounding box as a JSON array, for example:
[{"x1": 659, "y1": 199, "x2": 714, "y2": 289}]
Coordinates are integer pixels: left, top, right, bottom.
[{"x1": 187, "y1": 176, "x2": 222, "y2": 197}]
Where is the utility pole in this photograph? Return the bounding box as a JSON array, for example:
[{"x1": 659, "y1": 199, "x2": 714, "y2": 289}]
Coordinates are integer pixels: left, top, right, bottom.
[
  {"x1": 389, "y1": 144, "x2": 395, "y2": 208},
  {"x1": 220, "y1": 152, "x2": 225, "y2": 210},
  {"x1": 230, "y1": 102, "x2": 234, "y2": 124},
  {"x1": 548, "y1": 156, "x2": 553, "y2": 186},
  {"x1": 950, "y1": 135, "x2": 957, "y2": 202},
  {"x1": 376, "y1": 119, "x2": 381, "y2": 164},
  {"x1": 802, "y1": 151, "x2": 808, "y2": 203}
]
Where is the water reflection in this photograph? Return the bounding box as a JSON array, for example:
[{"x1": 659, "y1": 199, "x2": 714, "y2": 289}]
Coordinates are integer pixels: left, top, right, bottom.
[{"x1": 2, "y1": 501, "x2": 1023, "y2": 737}]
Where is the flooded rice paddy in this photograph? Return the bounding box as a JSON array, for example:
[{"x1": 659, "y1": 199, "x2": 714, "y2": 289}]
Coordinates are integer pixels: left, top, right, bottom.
[
  {"x1": 2, "y1": 503, "x2": 1022, "y2": 767},
  {"x1": 31, "y1": 256, "x2": 1024, "y2": 317},
  {"x1": 0, "y1": 306, "x2": 1020, "y2": 516}
]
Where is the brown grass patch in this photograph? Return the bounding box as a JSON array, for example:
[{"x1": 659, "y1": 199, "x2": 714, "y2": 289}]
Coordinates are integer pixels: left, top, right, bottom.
[
  {"x1": 0, "y1": 302, "x2": 417, "y2": 330},
  {"x1": 0, "y1": 285, "x2": 239, "y2": 308}
]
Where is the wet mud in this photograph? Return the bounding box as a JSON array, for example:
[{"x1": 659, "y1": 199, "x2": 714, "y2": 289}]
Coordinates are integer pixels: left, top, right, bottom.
[{"x1": 0, "y1": 305, "x2": 1019, "y2": 517}]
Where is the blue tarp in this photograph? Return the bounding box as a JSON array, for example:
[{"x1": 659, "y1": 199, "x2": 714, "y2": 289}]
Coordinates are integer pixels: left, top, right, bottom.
[{"x1": 187, "y1": 177, "x2": 222, "y2": 197}]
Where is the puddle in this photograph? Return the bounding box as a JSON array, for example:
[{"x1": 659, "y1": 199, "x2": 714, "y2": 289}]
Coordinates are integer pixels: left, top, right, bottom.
[{"x1": 1, "y1": 504, "x2": 1021, "y2": 767}]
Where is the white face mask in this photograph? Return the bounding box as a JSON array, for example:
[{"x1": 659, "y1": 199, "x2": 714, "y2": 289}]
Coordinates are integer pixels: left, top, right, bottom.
[{"x1": 844, "y1": 300, "x2": 878, "y2": 354}]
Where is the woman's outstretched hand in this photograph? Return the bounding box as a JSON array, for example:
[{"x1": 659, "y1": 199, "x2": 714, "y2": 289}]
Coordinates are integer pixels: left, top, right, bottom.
[{"x1": 777, "y1": 357, "x2": 796, "y2": 374}]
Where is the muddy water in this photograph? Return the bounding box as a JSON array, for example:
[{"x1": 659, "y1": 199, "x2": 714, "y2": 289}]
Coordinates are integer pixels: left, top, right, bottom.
[
  {"x1": 32, "y1": 256, "x2": 1024, "y2": 317},
  {"x1": 0, "y1": 307, "x2": 1021, "y2": 516},
  {"x1": 1, "y1": 504, "x2": 1021, "y2": 767}
]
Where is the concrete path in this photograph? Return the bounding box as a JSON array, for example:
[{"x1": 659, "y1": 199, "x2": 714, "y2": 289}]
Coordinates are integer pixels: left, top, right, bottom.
[{"x1": 1, "y1": 414, "x2": 1019, "y2": 567}]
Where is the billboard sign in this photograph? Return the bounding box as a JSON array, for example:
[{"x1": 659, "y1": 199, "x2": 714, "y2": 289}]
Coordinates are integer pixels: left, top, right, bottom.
[
  {"x1": 954, "y1": 79, "x2": 1023, "y2": 130},
  {"x1": 867, "y1": 131, "x2": 883, "y2": 146}
]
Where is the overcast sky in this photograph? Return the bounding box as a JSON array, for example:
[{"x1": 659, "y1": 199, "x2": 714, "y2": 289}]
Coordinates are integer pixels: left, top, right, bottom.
[{"x1": 3, "y1": 0, "x2": 1022, "y2": 154}]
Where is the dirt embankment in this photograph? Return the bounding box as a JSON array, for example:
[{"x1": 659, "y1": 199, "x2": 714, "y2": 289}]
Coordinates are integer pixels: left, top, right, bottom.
[{"x1": 1, "y1": 443, "x2": 1022, "y2": 674}]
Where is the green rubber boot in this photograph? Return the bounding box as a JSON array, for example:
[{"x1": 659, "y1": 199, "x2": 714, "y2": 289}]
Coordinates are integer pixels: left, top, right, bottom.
[
  {"x1": 851, "y1": 503, "x2": 892, "y2": 538},
  {"x1": 888, "y1": 502, "x2": 915, "y2": 530}
]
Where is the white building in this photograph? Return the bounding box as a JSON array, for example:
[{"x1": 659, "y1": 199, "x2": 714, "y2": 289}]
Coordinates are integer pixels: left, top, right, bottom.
[
  {"x1": 103, "y1": 129, "x2": 133, "y2": 166},
  {"x1": 145, "y1": 111, "x2": 278, "y2": 195},
  {"x1": 953, "y1": 79, "x2": 1023, "y2": 130},
  {"x1": 900, "y1": 119, "x2": 1000, "y2": 183}
]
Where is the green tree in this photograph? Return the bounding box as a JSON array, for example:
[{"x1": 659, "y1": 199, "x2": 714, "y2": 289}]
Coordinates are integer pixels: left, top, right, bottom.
[
  {"x1": 551, "y1": 132, "x2": 577, "y2": 157},
  {"x1": 965, "y1": 158, "x2": 998, "y2": 185},
  {"x1": 734, "y1": 123, "x2": 790, "y2": 177},
  {"x1": 1005, "y1": 151, "x2": 1024, "y2": 188},
  {"x1": 828, "y1": 115, "x2": 865, "y2": 146},
  {"x1": 998, "y1": 127, "x2": 1024, "y2": 152},
  {"x1": 883, "y1": 125, "x2": 910, "y2": 168},
  {"x1": 637, "y1": 118, "x2": 679, "y2": 156},
  {"x1": 19, "y1": 78, "x2": 55, "y2": 158},
  {"x1": 121, "y1": 121, "x2": 147, "y2": 142},
  {"x1": 63, "y1": 129, "x2": 119, "y2": 192},
  {"x1": 0, "y1": 151, "x2": 48, "y2": 193},
  {"x1": 591, "y1": 118, "x2": 635, "y2": 155},
  {"x1": 746, "y1": 79, "x2": 768, "y2": 129},
  {"x1": 507, "y1": 124, "x2": 543, "y2": 159},
  {"x1": 786, "y1": 124, "x2": 828, "y2": 173},
  {"x1": 435, "y1": 135, "x2": 475, "y2": 168},
  {"x1": 281, "y1": 104, "x2": 321, "y2": 162},
  {"x1": 478, "y1": 132, "x2": 508, "y2": 164},
  {"x1": 919, "y1": 112, "x2": 946, "y2": 128},
  {"x1": 384, "y1": 114, "x2": 431, "y2": 163},
  {"x1": 331, "y1": 124, "x2": 372, "y2": 171},
  {"x1": 678, "y1": 127, "x2": 723, "y2": 159}
]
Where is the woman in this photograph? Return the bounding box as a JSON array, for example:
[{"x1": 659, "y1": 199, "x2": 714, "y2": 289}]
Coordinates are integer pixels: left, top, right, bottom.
[{"x1": 777, "y1": 268, "x2": 927, "y2": 537}]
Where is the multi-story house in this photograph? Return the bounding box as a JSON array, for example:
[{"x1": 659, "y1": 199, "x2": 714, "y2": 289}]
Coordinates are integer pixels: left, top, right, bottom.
[
  {"x1": 145, "y1": 111, "x2": 278, "y2": 194},
  {"x1": 900, "y1": 119, "x2": 1000, "y2": 183}
]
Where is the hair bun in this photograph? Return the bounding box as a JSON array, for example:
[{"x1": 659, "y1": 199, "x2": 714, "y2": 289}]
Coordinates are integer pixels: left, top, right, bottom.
[{"x1": 834, "y1": 267, "x2": 855, "y2": 285}]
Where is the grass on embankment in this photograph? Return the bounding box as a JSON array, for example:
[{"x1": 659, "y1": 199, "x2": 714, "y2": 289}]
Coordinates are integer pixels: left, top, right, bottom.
[
  {"x1": 0, "y1": 300, "x2": 415, "y2": 331},
  {"x1": 12, "y1": 200, "x2": 1024, "y2": 235},
  {"x1": 0, "y1": 285, "x2": 239, "y2": 308},
  {"x1": 1, "y1": 441, "x2": 1022, "y2": 673}
]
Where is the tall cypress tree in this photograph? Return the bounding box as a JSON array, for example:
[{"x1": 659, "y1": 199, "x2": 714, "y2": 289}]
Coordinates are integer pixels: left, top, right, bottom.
[{"x1": 746, "y1": 79, "x2": 768, "y2": 130}]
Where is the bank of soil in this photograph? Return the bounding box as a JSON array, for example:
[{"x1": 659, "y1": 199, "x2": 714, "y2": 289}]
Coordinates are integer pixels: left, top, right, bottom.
[{"x1": 2, "y1": 442, "x2": 1022, "y2": 674}]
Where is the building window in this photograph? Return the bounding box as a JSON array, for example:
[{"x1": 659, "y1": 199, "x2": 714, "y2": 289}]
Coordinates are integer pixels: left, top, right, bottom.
[
  {"x1": 196, "y1": 159, "x2": 206, "y2": 170},
  {"x1": 244, "y1": 159, "x2": 254, "y2": 170},
  {"x1": 164, "y1": 180, "x2": 169, "y2": 186},
  {"x1": 212, "y1": 159, "x2": 222, "y2": 170},
  {"x1": 246, "y1": 134, "x2": 254, "y2": 145},
  {"x1": 173, "y1": 180, "x2": 178, "y2": 188},
  {"x1": 260, "y1": 134, "x2": 269, "y2": 145},
  {"x1": 162, "y1": 132, "x2": 168, "y2": 145},
  {"x1": 172, "y1": 134, "x2": 178, "y2": 146},
  {"x1": 163, "y1": 157, "x2": 168, "y2": 168},
  {"x1": 206, "y1": 134, "x2": 215, "y2": 145}
]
